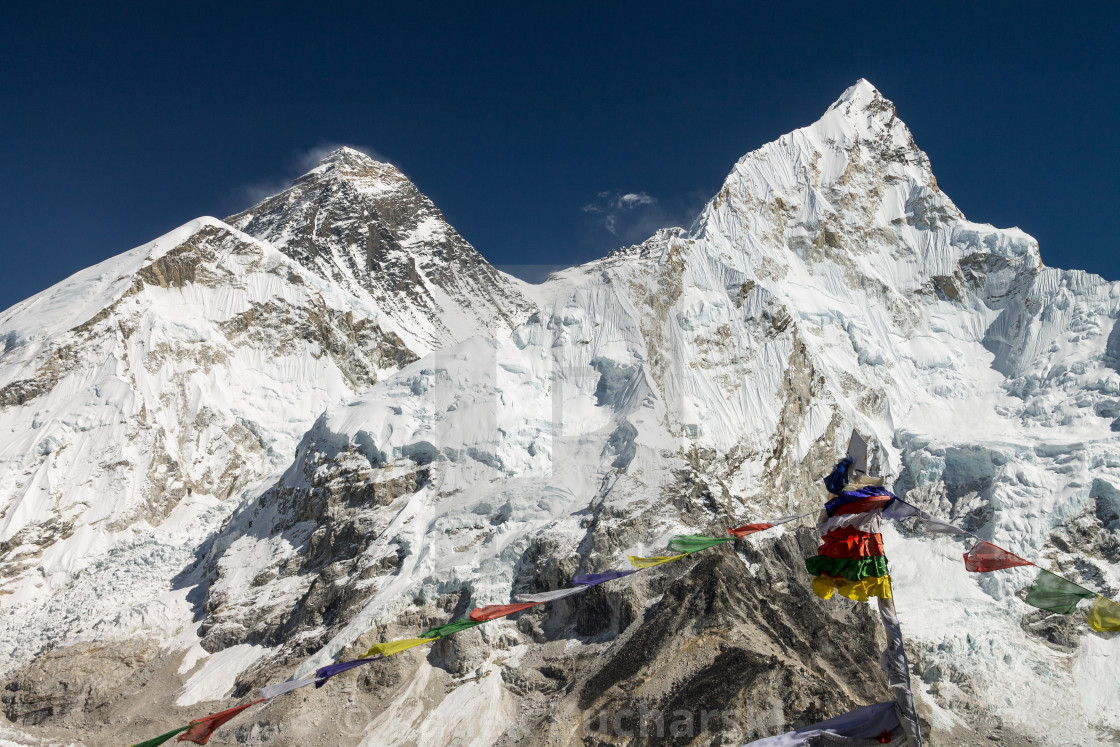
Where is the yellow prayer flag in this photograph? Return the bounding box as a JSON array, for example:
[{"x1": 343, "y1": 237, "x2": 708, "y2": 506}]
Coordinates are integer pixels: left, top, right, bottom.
[
  {"x1": 1087, "y1": 595, "x2": 1120, "y2": 632},
  {"x1": 628, "y1": 553, "x2": 688, "y2": 569},
  {"x1": 811, "y1": 573, "x2": 893, "y2": 603},
  {"x1": 362, "y1": 637, "x2": 436, "y2": 658}
]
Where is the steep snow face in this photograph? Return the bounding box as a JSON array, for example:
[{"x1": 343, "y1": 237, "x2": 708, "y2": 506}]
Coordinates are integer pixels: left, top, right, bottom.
[
  {"x1": 667, "y1": 80, "x2": 1120, "y2": 739},
  {"x1": 194, "y1": 81, "x2": 1120, "y2": 744},
  {"x1": 226, "y1": 147, "x2": 536, "y2": 354},
  {"x1": 0, "y1": 218, "x2": 420, "y2": 666},
  {"x1": 686, "y1": 79, "x2": 1120, "y2": 538}
]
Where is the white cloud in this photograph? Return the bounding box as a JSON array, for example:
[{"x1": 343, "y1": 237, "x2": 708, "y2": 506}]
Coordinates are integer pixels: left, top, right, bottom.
[
  {"x1": 617, "y1": 192, "x2": 656, "y2": 209},
  {"x1": 579, "y1": 187, "x2": 711, "y2": 251},
  {"x1": 582, "y1": 190, "x2": 658, "y2": 236}
]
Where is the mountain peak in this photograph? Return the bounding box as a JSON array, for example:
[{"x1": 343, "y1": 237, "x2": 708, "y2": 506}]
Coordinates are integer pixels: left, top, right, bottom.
[
  {"x1": 296, "y1": 146, "x2": 405, "y2": 187},
  {"x1": 830, "y1": 78, "x2": 884, "y2": 110},
  {"x1": 814, "y1": 79, "x2": 911, "y2": 154},
  {"x1": 822, "y1": 79, "x2": 901, "y2": 136},
  {"x1": 318, "y1": 145, "x2": 384, "y2": 167},
  {"x1": 225, "y1": 144, "x2": 534, "y2": 355}
]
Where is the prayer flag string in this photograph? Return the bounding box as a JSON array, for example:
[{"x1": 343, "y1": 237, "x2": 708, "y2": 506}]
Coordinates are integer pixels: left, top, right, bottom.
[{"x1": 129, "y1": 490, "x2": 1118, "y2": 745}]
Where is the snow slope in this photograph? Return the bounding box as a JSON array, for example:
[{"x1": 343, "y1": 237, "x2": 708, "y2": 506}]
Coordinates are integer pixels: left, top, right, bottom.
[{"x1": 0, "y1": 217, "x2": 424, "y2": 664}]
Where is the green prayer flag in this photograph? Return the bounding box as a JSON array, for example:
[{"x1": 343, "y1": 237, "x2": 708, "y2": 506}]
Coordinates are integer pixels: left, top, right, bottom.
[
  {"x1": 805, "y1": 554, "x2": 890, "y2": 582},
  {"x1": 667, "y1": 534, "x2": 732, "y2": 554},
  {"x1": 132, "y1": 724, "x2": 190, "y2": 747},
  {"x1": 421, "y1": 618, "x2": 483, "y2": 639},
  {"x1": 1023, "y1": 569, "x2": 1094, "y2": 615}
]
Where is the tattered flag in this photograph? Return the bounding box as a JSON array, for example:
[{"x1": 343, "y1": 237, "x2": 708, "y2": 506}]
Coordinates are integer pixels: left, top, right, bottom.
[
  {"x1": 667, "y1": 534, "x2": 732, "y2": 553},
  {"x1": 469, "y1": 602, "x2": 540, "y2": 621},
  {"x1": 963, "y1": 541, "x2": 1033, "y2": 573},
  {"x1": 1023, "y1": 569, "x2": 1095, "y2": 615},
  {"x1": 176, "y1": 699, "x2": 264, "y2": 744},
  {"x1": 629, "y1": 553, "x2": 688, "y2": 569}
]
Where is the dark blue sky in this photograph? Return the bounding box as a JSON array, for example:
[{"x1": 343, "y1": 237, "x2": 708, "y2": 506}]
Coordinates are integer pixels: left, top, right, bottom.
[{"x1": 2, "y1": 3, "x2": 1117, "y2": 310}]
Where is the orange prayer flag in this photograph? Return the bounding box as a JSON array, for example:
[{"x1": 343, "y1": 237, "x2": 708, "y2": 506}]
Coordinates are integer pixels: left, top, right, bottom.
[
  {"x1": 962, "y1": 540, "x2": 1033, "y2": 572},
  {"x1": 468, "y1": 602, "x2": 540, "y2": 621},
  {"x1": 728, "y1": 522, "x2": 773, "y2": 538},
  {"x1": 177, "y1": 699, "x2": 264, "y2": 744}
]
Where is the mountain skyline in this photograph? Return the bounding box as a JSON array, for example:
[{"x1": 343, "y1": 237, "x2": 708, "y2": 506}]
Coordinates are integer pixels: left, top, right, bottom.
[{"x1": 2, "y1": 4, "x2": 1118, "y2": 316}]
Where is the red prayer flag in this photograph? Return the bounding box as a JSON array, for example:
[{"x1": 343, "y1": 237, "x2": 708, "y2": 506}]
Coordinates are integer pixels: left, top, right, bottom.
[
  {"x1": 468, "y1": 602, "x2": 540, "y2": 621},
  {"x1": 818, "y1": 526, "x2": 886, "y2": 558},
  {"x1": 963, "y1": 541, "x2": 1033, "y2": 573},
  {"x1": 728, "y1": 523, "x2": 773, "y2": 538},
  {"x1": 177, "y1": 699, "x2": 264, "y2": 744}
]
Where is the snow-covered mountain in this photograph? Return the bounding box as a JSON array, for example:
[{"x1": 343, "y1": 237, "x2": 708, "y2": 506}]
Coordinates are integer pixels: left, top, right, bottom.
[
  {"x1": 2, "y1": 80, "x2": 1118, "y2": 746},
  {"x1": 227, "y1": 147, "x2": 535, "y2": 354},
  {"x1": 0, "y1": 158, "x2": 533, "y2": 678}
]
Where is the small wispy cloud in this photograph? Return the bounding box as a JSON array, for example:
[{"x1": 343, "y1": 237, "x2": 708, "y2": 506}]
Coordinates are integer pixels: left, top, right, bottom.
[
  {"x1": 582, "y1": 190, "x2": 659, "y2": 236},
  {"x1": 578, "y1": 187, "x2": 711, "y2": 251},
  {"x1": 615, "y1": 192, "x2": 656, "y2": 209},
  {"x1": 233, "y1": 141, "x2": 390, "y2": 209}
]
